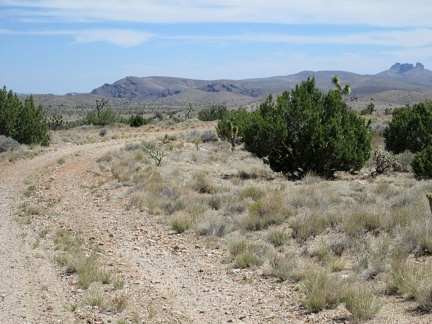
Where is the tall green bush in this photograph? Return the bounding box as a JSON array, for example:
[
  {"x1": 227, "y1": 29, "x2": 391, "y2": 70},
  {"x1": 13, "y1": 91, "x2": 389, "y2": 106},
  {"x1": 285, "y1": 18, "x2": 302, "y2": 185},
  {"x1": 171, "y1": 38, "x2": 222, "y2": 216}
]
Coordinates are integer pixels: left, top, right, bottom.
[
  {"x1": 216, "y1": 107, "x2": 251, "y2": 148},
  {"x1": 411, "y1": 146, "x2": 432, "y2": 179},
  {"x1": 84, "y1": 109, "x2": 117, "y2": 126},
  {"x1": 238, "y1": 78, "x2": 371, "y2": 179},
  {"x1": 0, "y1": 86, "x2": 50, "y2": 145},
  {"x1": 198, "y1": 104, "x2": 228, "y2": 121},
  {"x1": 384, "y1": 102, "x2": 432, "y2": 154},
  {"x1": 129, "y1": 115, "x2": 148, "y2": 127}
]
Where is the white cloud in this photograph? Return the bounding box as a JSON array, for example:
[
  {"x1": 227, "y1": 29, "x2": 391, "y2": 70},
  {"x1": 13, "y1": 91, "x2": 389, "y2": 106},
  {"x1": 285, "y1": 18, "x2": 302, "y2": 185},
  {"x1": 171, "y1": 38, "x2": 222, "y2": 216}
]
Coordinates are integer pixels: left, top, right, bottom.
[
  {"x1": 0, "y1": 27, "x2": 152, "y2": 46},
  {"x1": 74, "y1": 29, "x2": 153, "y2": 46},
  {"x1": 1, "y1": 0, "x2": 432, "y2": 27}
]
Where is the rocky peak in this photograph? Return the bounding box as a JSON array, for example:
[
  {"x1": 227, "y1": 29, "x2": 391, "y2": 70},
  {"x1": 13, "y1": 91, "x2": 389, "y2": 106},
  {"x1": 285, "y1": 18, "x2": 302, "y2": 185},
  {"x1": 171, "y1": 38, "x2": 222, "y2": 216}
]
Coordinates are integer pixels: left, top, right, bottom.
[
  {"x1": 416, "y1": 62, "x2": 425, "y2": 69},
  {"x1": 390, "y1": 62, "x2": 424, "y2": 74}
]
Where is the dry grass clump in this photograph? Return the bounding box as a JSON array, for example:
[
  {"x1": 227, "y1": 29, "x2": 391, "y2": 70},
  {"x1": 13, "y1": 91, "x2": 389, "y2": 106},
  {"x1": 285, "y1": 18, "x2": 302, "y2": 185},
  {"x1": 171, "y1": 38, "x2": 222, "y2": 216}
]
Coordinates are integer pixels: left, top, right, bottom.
[
  {"x1": 289, "y1": 211, "x2": 328, "y2": 242},
  {"x1": 342, "y1": 283, "x2": 382, "y2": 323},
  {"x1": 53, "y1": 229, "x2": 122, "y2": 290},
  {"x1": 0, "y1": 145, "x2": 42, "y2": 162},
  {"x1": 301, "y1": 271, "x2": 381, "y2": 321},
  {"x1": 342, "y1": 209, "x2": 381, "y2": 237},
  {"x1": 242, "y1": 191, "x2": 291, "y2": 231},
  {"x1": 301, "y1": 171, "x2": 323, "y2": 185},
  {"x1": 266, "y1": 229, "x2": 290, "y2": 247},
  {"x1": 196, "y1": 211, "x2": 232, "y2": 237},
  {"x1": 126, "y1": 167, "x2": 165, "y2": 213},
  {"x1": 287, "y1": 183, "x2": 339, "y2": 211},
  {"x1": 267, "y1": 252, "x2": 306, "y2": 282},
  {"x1": 388, "y1": 258, "x2": 432, "y2": 312},
  {"x1": 170, "y1": 211, "x2": 192, "y2": 233},
  {"x1": 354, "y1": 234, "x2": 391, "y2": 280},
  {"x1": 236, "y1": 166, "x2": 273, "y2": 181},
  {"x1": 301, "y1": 270, "x2": 341, "y2": 313},
  {"x1": 229, "y1": 239, "x2": 266, "y2": 269},
  {"x1": 239, "y1": 186, "x2": 266, "y2": 201},
  {"x1": 55, "y1": 252, "x2": 100, "y2": 288},
  {"x1": 111, "y1": 159, "x2": 136, "y2": 182},
  {"x1": 82, "y1": 289, "x2": 128, "y2": 314},
  {"x1": 192, "y1": 171, "x2": 216, "y2": 194}
]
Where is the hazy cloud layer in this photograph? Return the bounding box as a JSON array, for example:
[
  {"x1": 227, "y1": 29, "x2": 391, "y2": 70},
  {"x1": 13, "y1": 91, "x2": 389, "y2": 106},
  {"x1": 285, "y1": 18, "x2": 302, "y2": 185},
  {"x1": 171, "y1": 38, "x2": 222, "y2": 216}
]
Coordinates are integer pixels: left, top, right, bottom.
[{"x1": 1, "y1": 0, "x2": 431, "y2": 26}]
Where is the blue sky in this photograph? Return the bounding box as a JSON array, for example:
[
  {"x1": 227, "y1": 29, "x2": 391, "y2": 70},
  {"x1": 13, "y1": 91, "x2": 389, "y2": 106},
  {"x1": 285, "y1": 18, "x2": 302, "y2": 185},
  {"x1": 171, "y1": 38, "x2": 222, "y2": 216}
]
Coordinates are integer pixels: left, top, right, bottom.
[{"x1": 1, "y1": 1, "x2": 432, "y2": 94}]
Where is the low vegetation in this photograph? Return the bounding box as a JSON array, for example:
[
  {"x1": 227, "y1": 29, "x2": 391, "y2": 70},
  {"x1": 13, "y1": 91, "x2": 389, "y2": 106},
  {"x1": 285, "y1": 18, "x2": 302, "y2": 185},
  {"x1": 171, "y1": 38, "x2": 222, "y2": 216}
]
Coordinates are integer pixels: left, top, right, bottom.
[
  {"x1": 9, "y1": 77, "x2": 432, "y2": 322},
  {"x1": 89, "y1": 114, "x2": 432, "y2": 322}
]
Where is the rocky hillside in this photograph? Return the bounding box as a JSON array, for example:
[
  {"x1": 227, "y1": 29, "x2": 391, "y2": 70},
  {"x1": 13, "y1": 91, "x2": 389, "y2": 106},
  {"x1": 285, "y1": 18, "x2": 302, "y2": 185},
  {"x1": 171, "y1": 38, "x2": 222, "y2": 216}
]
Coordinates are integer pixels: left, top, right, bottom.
[
  {"x1": 29, "y1": 63, "x2": 432, "y2": 116},
  {"x1": 91, "y1": 63, "x2": 432, "y2": 100}
]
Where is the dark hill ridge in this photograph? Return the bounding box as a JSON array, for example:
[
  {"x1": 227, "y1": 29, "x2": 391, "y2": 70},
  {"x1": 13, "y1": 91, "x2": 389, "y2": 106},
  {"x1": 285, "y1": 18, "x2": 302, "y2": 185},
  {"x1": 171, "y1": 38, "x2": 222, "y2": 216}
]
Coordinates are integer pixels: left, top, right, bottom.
[{"x1": 91, "y1": 63, "x2": 432, "y2": 102}]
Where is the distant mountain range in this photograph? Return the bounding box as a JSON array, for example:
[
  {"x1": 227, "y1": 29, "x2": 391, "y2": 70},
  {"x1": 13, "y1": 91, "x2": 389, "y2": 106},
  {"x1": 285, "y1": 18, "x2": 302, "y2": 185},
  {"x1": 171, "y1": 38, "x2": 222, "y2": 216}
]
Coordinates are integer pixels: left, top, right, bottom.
[
  {"x1": 91, "y1": 62, "x2": 432, "y2": 100},
  {"x1": 31, "y1": 63, "x2": 432, "y2": 114}
]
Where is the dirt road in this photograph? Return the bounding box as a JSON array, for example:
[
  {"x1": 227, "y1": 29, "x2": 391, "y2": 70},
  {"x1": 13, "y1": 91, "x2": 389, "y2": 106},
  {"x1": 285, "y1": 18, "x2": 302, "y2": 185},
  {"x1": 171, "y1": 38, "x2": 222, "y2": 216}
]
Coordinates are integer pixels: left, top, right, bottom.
[{"x1": 0, "y1": 131, "x2": 305, "y2": 323}]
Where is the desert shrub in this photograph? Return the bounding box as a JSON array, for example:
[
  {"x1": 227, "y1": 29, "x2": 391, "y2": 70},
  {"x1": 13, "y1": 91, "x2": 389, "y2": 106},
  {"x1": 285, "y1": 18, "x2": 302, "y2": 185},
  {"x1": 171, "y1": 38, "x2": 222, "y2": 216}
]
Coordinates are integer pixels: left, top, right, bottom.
[
  {"x1": 99, "y1": 128, "x2": 108, "y2": 136},
  {"x1": 76, "y1": 255, "x2": 101, "y2": 289},
  {"x1": 384, "y1": 101, "x2": 432, "y2": 154},
  {"x1": 356, "y1": 235, "x2": 390, "y2": 280},
  {"x1": 200, "y1": 130, "x2": 218, "y2": 143},
  {"x1": 154, "y1": 111, "x2": 163, "y2": 121},
  {"x1": 47, "y1": 114, "x2": 64, "y2": 130},
  {"x1": 129, "y1": 114, "x2": 148, "y2": 127},
  {"x1": 370, "y1": 119, "x2": 388, "y2": 136},
  {"x1": 127, "y1": 192, "x2": 147, "y2": 212},
  {"x1": 216, "y1": 107, "x2": 251, "y2": 149},
  {"x1": 411, "y1": 146, "x2": 432, "y2": 179},
  {"x1": 0, "y1": 87, "x2": 50, "y2": 145},
  {"x1": 240, "y1": 78, "x2": 371, "y2": 179},
  {"x1": 360, "y1": 102, "x2": 375, "y2": 115},
  {"x1": 229, "y1": 239, "x2": 250, "y2": 256},
  {"x1": 84, "y1": 109, "x2": 117, "y2": 126},
  {"x1": 371, "y1": 148, "x2": 400, "y2": 176},
  {"x1": 55, "y1": 252, "x2": 100, "y2": 289},
  {"x1": 198, "y1": 103, "x2": 228, "y2": 121},
  {"x1": 0, "y1": 135, "x2": 20, "y2": 153},
  {"x1": 396, "y1": 150, "x2": 414, "y2": 172}
]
